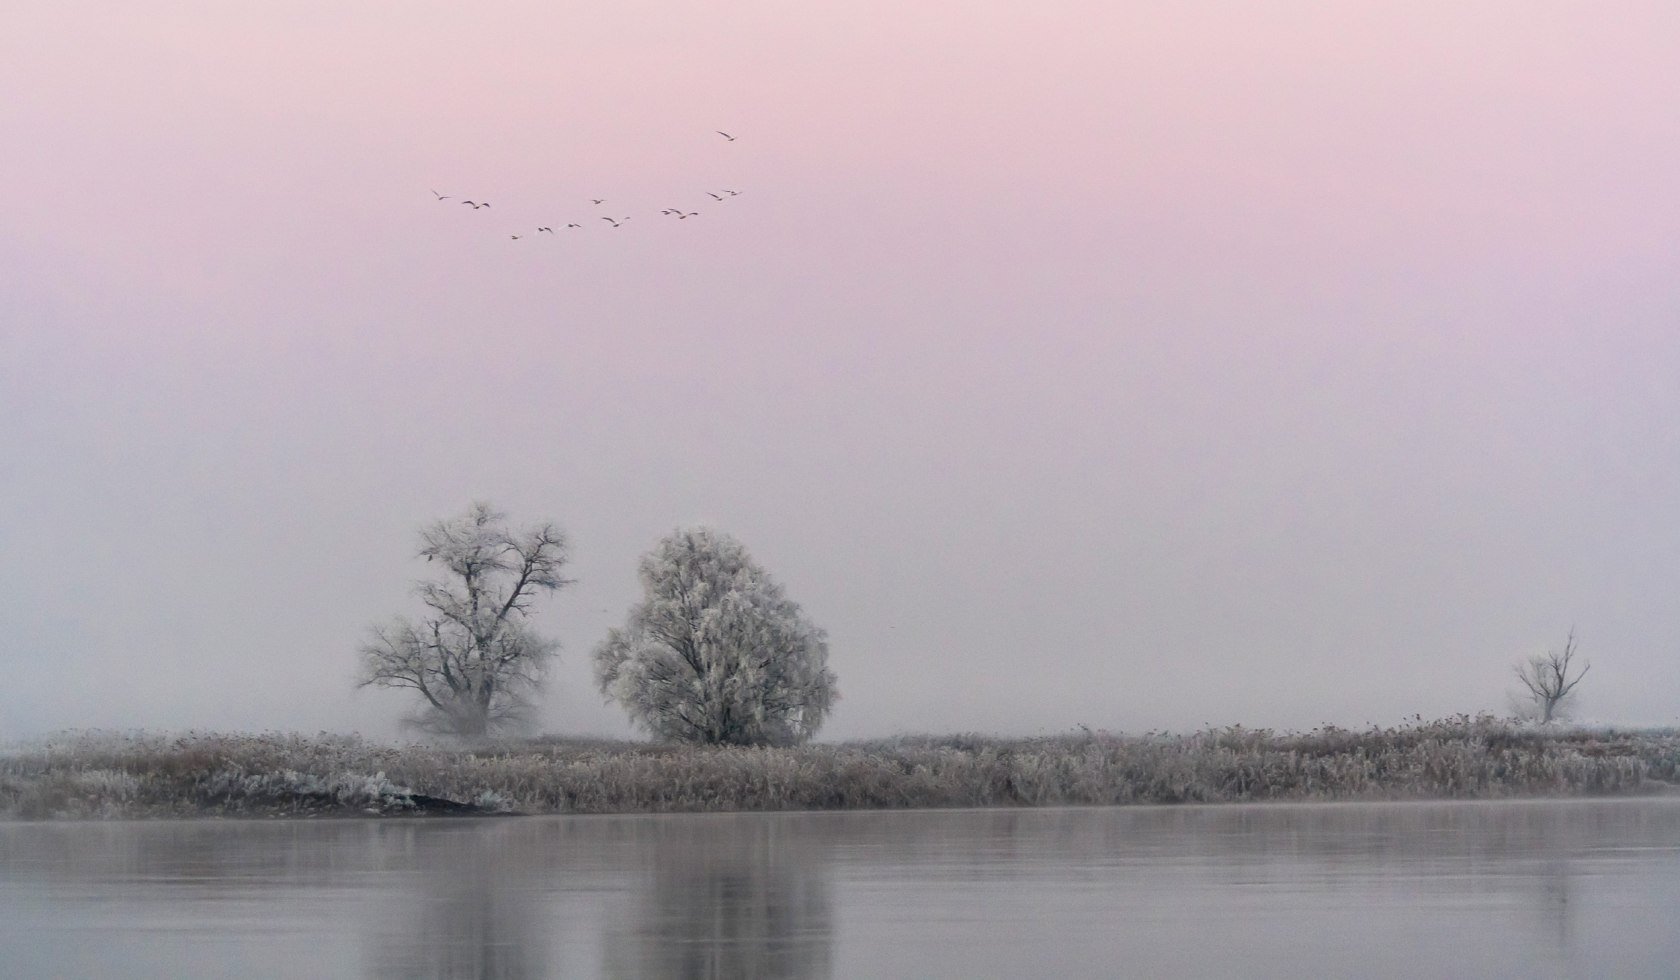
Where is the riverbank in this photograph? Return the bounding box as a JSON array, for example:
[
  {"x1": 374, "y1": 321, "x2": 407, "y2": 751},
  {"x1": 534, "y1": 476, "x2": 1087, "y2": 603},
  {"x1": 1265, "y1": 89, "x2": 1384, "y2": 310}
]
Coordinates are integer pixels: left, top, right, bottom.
[{"x1": 4, "y1": 717, "x2": 1677, "y2": 819}]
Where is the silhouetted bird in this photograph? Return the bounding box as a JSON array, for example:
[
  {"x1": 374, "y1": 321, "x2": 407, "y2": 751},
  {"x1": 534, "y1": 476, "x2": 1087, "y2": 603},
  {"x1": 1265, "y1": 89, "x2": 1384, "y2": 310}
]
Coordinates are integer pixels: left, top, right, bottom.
[
  {"x1": 716, "y1": 131, "x2": 736, "y2": 141},
  {"x1": 538, "y1": 227, "x2": 555, "y2": 233},
  {"x1": 431, "y1": 189, "x2": 450, "y2": 200},
  {"x1": 566, "y1": 223, "x2": 582, "y2": 228},
  {"x1": 591, "y1": 198, "x2": 606, "y2": 205},
  {"x1": 677, "y1": 211, "x2": 698, "y2": 219},
  {"x1": 707, "y1": 192, "x2": 724, "y2": 201},
  {"x1": 511, "y1": 234, "x2": 522, "y2": 240},
  {"x1": 722, "y1": 189, "x2": 741, "y2": 196},
  {"x1": 601, "y1": 217, "x2": 624, "y2": 228}
]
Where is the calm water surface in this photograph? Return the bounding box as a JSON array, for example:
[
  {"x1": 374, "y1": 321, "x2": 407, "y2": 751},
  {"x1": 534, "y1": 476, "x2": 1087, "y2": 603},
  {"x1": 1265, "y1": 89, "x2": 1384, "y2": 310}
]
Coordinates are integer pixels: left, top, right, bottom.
[{"x1": 2, "y1": 798, "x2": 1678, "y2": 978}]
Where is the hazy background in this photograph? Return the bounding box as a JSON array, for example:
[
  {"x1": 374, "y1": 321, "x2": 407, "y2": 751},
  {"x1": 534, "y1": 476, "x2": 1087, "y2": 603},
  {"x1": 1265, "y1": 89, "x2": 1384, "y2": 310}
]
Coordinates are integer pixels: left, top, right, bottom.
[{"x1": 3, "y1": 1, "x2": 1676, "y2": 740}]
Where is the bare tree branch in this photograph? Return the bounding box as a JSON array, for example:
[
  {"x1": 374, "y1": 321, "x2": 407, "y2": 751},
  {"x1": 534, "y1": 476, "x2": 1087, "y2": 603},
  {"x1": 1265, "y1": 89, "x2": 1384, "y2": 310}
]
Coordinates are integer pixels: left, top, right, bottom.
[
  {"x1": 1511, "y1": 629, "x2": 1589, "y2": 724},
  {"x1": 358, "y1": 503, "x2": 570, "y2": 737}
]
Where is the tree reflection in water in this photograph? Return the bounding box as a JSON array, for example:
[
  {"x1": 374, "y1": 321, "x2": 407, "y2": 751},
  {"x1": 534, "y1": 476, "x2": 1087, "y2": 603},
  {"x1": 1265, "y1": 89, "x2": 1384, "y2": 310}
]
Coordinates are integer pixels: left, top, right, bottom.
[
  {"x1": 365, "y1": 823, "x2": 547, "y2": 980},
  {"x1": 6, "y1": 803, "x2": 1664, "y2": 977},
  {"x1": 602, "y1": 815, "x2": 834, "y2": 979}
]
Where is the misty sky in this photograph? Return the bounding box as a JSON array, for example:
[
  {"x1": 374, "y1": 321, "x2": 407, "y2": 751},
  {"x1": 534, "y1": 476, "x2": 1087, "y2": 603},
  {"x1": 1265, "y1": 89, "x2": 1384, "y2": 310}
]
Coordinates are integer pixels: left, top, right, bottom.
[{"x1": 4, "y1": 2, "x2": 1677, "y2": 739}]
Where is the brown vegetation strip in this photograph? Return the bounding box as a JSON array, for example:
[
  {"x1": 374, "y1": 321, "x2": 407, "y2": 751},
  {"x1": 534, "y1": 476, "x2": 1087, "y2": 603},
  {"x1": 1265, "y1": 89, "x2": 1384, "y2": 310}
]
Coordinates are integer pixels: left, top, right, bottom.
[{"x1": 2, "y1": 716, "x2": 1677, "y2": 820}]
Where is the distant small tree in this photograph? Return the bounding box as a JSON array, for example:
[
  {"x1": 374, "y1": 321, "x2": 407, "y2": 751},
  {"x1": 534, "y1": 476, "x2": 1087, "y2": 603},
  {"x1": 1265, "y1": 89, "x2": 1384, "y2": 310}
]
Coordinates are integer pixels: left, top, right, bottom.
[
  {"x1": 593, "y1": 528, "x2": 838, "y2": 746},
  {"x1": 359, "y1": 503, "x2": 570, "y2": 737},
  {"x1": 1511, "y1": 631, "x2": 1590, "y2": 724}
]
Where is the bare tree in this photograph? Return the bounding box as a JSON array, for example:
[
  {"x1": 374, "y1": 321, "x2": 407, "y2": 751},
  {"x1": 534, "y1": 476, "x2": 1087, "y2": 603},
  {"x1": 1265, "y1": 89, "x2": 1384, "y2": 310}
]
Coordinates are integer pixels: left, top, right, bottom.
[
  {"x1": 1511, "y1": 631, "x2": 1590, "y2": 724},
  {"x1": 359, "y1": 503, "x2": 571, "y2": 737},
  {"x1": 594, "y1": 528, "x2": 838, "y2": 746}
]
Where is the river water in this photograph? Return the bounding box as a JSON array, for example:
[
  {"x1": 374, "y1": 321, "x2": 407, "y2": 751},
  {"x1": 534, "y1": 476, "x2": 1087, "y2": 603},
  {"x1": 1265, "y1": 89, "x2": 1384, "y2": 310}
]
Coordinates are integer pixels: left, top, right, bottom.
[{"x1": 2, "y1": 798, "x2": 1677, "y2": 978}]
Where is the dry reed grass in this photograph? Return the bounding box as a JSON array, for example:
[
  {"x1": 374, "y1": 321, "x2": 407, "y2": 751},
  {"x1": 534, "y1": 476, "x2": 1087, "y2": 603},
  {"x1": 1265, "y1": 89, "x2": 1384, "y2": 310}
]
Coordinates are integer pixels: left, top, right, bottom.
[{"x1": 3, "y1": 716, "x2": 1675, "y2": 819}]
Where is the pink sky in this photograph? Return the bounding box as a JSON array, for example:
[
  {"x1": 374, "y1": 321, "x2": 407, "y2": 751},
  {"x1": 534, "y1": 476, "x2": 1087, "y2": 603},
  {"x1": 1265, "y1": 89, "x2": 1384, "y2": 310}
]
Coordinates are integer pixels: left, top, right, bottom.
[{"x1": 3, "y1": 2, "x2": 1677, "y2": 737}]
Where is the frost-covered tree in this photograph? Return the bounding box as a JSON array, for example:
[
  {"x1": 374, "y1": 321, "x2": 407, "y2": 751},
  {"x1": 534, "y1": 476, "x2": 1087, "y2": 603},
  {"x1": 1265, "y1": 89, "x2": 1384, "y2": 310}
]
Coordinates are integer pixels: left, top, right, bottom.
[
  {"x1": 594, "y1": 528, "x2": 837, "y2": 746},
  {"x1": 1511, "y1": 630, "x2": 1590, "y2": 724},
  {"x1": 359, "y1": 503, "x2": 570, "y2": 737}
]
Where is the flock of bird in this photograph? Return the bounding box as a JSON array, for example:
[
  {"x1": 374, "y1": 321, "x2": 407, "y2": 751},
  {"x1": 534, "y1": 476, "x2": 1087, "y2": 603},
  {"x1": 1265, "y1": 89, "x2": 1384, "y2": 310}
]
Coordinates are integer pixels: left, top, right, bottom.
[{"x1": 430, "y1": 131, "x2": 742, "y2": 241}]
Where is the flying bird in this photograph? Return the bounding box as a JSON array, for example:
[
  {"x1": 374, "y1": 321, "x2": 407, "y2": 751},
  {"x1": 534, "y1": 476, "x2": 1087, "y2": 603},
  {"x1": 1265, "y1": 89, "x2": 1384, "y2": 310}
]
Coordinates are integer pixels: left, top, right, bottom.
[
  {"x1": 707, "y1": 192, "x2": 724, "y2": 201},
  {"x1": 538, "y1": 226, "x2": 555, "y2": 233},
  {"x1": 431, "y1": 189, "x2": 450, "y2": 200},
  {"x1": 511, "y1": 234, "x2": 522, "y2": 240},
  {"x1": 591, "y1": 198, "x2": 606, "y2": 205},
  {"x1": 601, "y1": 217, "x2": 624, "y2": 228},
  {"x1": 566, "y1": 223, "x2": 582, "y2": 228},
  {"x1": 677, "y1": 211, "x2": 698, "y2": 219},
  {"x1": 722, "y1": 189, "x2": 741, "y2": 196},
  {"x1": 716, "y1": 131, "x2": 736, "y2": 141}
]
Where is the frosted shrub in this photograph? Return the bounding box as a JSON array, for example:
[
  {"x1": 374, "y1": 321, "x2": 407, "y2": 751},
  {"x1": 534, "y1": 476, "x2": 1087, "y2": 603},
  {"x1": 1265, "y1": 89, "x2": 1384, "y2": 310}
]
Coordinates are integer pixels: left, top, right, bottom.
[
  {"x1": 472, "y1": 789, "x2": 513, "y2": 812},
  {"x1": 71, "y1": 769, "x2": 141, "y2": 800}
]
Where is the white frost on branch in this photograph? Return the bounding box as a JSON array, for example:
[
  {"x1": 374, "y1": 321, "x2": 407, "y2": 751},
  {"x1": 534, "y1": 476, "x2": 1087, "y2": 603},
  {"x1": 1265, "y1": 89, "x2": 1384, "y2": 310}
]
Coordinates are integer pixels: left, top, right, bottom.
[
  {"x1": 359, "y1": 502, "x2": 571, "y2": 737},
  {"x1": 594, "y1": 528, "x2": 838, "y2": 746}
]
